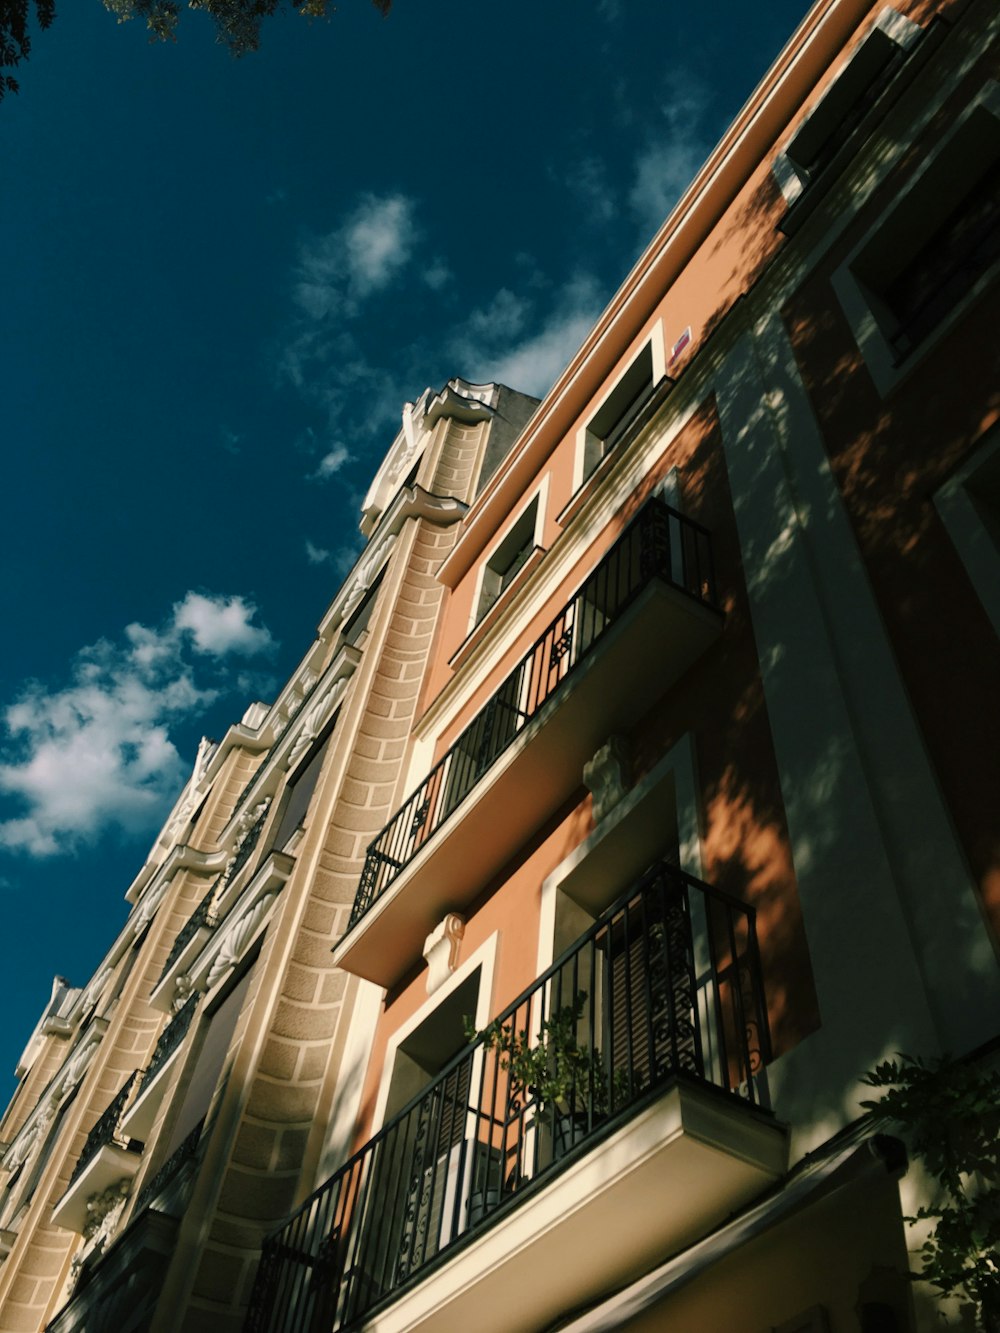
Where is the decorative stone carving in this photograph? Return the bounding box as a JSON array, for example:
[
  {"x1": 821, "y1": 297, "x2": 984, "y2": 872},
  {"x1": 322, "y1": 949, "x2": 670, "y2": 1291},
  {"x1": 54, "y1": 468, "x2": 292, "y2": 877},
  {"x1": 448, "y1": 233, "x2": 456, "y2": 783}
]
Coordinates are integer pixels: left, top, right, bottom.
[
  {"x1": 222, "y1": 798, "x2": 272, "y2": 881},
  {"x1": 78, "y1": 966, "x2": 113, "y2": 1018},
  {"x1": 82, "y1": 1179, "x2": 130, "y2": 1242},
  {"x1": 165, "y1": 736, "x2": 214, "y2": 841},
  {"x1": 422, "y1": 915, "x2": 465, "y2": 995},
  {"x1": 583, "y1": 736, "x2": 631, "y2": 825},
  {"x1": 285, "y1": 675, "x2": 348, "y2": 771},
  {"x1": 205, "y1": 890, "x2": 279, "y2": 991},
  {"x1": 134, "y1": 875, "x2": 170, "y2": 935},
  {"x1": 340, "y1": 530, "x2": 397, "y2": 625},
  {"x1": 172, "y1": 975, "x2": 194, "y2": 1013}
]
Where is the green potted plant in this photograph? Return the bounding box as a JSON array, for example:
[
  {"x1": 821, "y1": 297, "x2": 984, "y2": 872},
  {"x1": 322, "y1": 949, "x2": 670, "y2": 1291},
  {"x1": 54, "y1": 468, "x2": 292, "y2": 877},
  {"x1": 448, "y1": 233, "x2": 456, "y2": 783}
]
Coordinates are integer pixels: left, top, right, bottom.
[{"x1": 467, "y1": 993, "x2": 606, "y2": 1163}]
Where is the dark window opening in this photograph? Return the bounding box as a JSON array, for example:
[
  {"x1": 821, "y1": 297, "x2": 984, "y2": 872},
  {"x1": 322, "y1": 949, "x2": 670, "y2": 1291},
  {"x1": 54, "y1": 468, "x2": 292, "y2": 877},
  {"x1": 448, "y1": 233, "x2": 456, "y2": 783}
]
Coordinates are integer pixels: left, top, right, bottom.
[
  {"x1": 880, "y1": 154, "x2": 1000, "y2": 358},
  {"x1": 475, "y1": 499, "x2": 538, "y2": 624},
  {"x1": 583, "y1": 344, "x2": 654, "y2": 482},
  {"x1": 270, "y1": 722, "x2": 337, "y2": 852},
  {"x1": 343, "y1": 567, "x2": 387, "y2": 648},
  {"x1": 786, "y1": 27, "x2": 907, "y2": 182}
]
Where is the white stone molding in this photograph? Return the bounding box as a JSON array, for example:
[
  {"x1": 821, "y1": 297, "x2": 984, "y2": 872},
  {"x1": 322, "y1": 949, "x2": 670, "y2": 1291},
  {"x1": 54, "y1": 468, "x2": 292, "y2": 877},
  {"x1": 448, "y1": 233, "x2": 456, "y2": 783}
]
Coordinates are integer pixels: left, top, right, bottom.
[
  {"x1": 17, "y1": 978, "x2": 81, "y2": 1073},
  {"x1": 82, "y1": 1178, "x2": 130, "y2": 1243},
  {"x1": 77, "y1": 967, "x2": 113, "y2": 1020},
  {"x1": 341, "y1": 530, "x2": 398, "y2": 624},
  {"x1": 582, "y1": 736, "x2": 631, "y2": 825},
  {"x1": 205, "y1": 889, "x2": 279, "y2": 992},
  {"x1": 3, "y1": 1022, "x2": 106, "y2": 1173},
  {"x1": 422, "y1": 915, "x2": 466, "y2": 995},
  {"x1": 361, "y1": 392, "x2": 434, "y2": 534},
  {"x1": 163, "y1": 736, "x2": 216, "y2": 845},
  {"x1": 285, "y1": 674, "x2": 348, "y2": 772},
  {"x1": 222, "y1": 797, "x2": 272, "y2": 882}
]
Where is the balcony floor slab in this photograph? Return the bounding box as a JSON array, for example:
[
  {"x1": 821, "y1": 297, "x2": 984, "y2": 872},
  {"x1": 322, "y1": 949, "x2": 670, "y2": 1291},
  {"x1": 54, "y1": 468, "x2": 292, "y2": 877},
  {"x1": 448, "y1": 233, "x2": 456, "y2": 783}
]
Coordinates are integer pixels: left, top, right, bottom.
[
  {"x1": 335, "y1": 579, "x2": 722, "y2": 988},
  {"x1": 365, "y1": 1079, "x2": 787, "y2": 1333}
]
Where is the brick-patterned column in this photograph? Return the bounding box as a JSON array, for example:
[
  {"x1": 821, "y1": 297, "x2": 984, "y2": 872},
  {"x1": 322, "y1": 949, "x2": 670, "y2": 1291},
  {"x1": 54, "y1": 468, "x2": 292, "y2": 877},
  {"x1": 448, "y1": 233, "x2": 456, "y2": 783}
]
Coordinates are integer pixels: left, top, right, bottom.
[{"x1": 148, "y1": 421, "x2": 487, "y2": 1333}]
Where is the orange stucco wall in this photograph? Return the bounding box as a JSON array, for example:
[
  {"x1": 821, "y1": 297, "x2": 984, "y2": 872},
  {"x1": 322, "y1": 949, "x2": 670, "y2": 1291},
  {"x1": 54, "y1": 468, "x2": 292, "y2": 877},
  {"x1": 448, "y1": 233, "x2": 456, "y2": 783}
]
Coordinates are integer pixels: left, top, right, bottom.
[{"x1": 350, "y1": 794, "x2": 591, "y2": 1147}]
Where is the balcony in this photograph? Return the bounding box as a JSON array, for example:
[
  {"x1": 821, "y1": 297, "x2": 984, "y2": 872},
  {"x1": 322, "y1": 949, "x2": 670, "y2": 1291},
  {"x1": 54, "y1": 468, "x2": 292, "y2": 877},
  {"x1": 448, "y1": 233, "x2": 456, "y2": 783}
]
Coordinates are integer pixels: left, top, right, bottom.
[
  {"x1": 52, "y1": 1076, "x2": 143, "y2": 1234},
  {"x1": 149, "y1": 885, "x2": 219, "y2": 1013},
  {"x1": 335, "y1": 499, "x2": 723, "y2": 987},
  {"x1": 119, "y1": 996, "x2": 198, "y2": 1141},
  {"x1": 248, "y1": 864, "x2": 787, "y2": 1333}
]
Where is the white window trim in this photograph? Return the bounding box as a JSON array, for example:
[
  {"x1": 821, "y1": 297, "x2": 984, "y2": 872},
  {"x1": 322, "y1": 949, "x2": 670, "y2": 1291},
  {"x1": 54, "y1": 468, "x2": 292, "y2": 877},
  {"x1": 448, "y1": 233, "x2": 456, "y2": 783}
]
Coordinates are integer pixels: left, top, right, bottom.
[
  {"x1": 371, "y1": 931, "x2": 499, "y2": 1134},
  {"x1": 830, "y1": 79, "x2": 1000, "y2": 398},
  {"x1": 467, "y1": 477, "x2": 548, "y2": 636},
  {"x1": 535, "y1": 733, "x2": 702, "y2": 980},
  {"x1": 571, "y1": 329, "x2": 666, "y2": 495}
]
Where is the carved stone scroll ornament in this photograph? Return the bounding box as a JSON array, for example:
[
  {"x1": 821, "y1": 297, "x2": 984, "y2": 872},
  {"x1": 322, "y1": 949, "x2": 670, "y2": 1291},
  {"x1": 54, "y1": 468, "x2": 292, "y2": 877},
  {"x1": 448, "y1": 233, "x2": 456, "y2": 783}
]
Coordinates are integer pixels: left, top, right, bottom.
[
  {"x1": 285, "y1": 675, "x2": 348, "y2": 771},
  {"x1": 583, "y1": 735, "x2": 631, "y2": 825},
  {"x1": 134, "y1": 875, "x2": 170, "y2": 937},
  {"x1": 172, "y1": 974, "x2": 194, "y2": 1014},
  {"x1": 79, "y1": 966, "x2": 113, "y2": 1017},
  {"x1": 340, "y1": 530, "x2": 397, "y2": 625},
  {"x1": 205, "y1": 890, "x2": 279, "y2": 991},
  {"x1": 82, "y1": 1179, "x2": 130, "y2": 1242},
  {"x1": 422, "y1": 914, "x2": 465, "y2": 995},
  {"x1": 165, "y1": 736, "x2": 214, "y2": 841},
  {"x1": 222, "y1": 797, "x2": 272, "y2": 881}
]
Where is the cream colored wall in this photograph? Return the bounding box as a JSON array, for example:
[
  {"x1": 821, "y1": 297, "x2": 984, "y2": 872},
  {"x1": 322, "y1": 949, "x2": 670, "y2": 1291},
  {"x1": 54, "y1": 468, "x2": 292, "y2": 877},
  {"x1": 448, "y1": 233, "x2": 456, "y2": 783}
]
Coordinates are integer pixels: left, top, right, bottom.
[{"x1": 620, "y1": 1168, "x2": 913, "y2": 1333}]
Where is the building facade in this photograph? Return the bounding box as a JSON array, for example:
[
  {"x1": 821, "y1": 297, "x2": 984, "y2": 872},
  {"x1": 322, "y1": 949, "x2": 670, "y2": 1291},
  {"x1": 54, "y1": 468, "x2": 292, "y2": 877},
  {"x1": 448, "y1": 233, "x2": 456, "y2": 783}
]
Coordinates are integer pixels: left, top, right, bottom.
[{"x1": 1, "y1": 0, "x2": 999, "y2": 1328}]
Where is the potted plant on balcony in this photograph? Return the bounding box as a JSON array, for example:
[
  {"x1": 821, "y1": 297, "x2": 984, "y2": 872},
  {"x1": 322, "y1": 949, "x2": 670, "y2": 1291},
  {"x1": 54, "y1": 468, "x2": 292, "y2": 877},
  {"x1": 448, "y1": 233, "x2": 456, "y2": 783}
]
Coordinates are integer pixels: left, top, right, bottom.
[{"x1": 468, "y1": 993, "x2": 605, "y2": 1168}]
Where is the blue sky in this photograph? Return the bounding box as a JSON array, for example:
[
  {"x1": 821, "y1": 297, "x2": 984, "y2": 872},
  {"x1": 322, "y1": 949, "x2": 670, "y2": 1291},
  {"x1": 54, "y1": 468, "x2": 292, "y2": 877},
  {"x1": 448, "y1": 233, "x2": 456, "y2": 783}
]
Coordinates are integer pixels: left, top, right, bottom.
[{"x1": 0, "y1": 0, "x2": 809, "y2": 1095}]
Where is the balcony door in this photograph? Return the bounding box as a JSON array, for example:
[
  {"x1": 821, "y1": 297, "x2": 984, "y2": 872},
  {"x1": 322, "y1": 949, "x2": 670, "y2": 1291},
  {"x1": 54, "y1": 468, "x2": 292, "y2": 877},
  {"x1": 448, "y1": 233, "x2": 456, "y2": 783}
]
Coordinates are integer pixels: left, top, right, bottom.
[{"x1": 342, "y1": 971, "x2": 481, "y2": 1320}]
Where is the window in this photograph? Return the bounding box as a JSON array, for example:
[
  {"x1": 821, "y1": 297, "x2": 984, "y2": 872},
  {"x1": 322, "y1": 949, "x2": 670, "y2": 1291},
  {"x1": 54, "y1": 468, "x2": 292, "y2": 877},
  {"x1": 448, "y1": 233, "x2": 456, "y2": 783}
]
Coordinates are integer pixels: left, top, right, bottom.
[
  {"x1": 342, "y1": 567, "x2": 386, "y2": 648},
  {"x1": 582, "y1": 343, "x2": 654, "y2": 483},
  {"x1": 934, "y1": 427, "x2": 1000, "y2": 640},
  {"x1": 864, "y1": 153, "x2": 1000, "y2": 360},
  {"x1": 776, "y1": 10, "x2": 921, "y2": 205},
  {"x1": 359, "y1": 970, "x2": 483, "y2": 1298},
  {"x1": 160, "y1": 968, "x2": 253, "y2": 1156},
  {"x1": 270, "y1": 723, "x2": 336, "y2": 852},
  {"x1": 475, "y1": 496, "x2": 539, "y2": 624},
  {"x1": 832, "y1": 82, "x2": 1000, "y2": 395}
]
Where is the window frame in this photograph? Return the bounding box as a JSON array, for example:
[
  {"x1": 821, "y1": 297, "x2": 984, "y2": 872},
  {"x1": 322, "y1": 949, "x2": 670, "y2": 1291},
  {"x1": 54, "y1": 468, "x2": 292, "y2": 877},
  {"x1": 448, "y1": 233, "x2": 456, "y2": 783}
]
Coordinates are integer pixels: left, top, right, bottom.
[
  {"x1": 774, "y1": 8, "x2": 922, "y2": 206},
  {"x1": 830, "y1": 79, "x2": 1000, "y2": 397},
  {"x1": 572, "y1": 337, "x2": 664, "y2": 494},
  {"x1": 468, "y1": 480, "x2": 547, "y2": 633}
]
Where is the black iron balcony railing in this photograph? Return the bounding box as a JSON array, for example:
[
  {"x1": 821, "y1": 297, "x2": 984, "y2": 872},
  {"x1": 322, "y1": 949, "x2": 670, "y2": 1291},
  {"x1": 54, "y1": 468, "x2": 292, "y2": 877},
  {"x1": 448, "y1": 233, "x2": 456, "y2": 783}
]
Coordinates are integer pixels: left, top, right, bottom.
[
  {"x1": 246, "y1": 862, "x2": 766, "y2": 1333},
  {"x1": 158, "y1": 886, "x2": 219, "y2": 985},
  {"x1": 132, "y1": 1120, "x2": 204, "y2": 1216},
  {"x1": 350, "y1": 500, "x2": 716, "y2": 930},
  {"x1": 69, "y1": 1074, "x2": 141, "y2": 1188},
  {"x1": 138, "y1": 994, "x2": 198, "y2": 1096}
]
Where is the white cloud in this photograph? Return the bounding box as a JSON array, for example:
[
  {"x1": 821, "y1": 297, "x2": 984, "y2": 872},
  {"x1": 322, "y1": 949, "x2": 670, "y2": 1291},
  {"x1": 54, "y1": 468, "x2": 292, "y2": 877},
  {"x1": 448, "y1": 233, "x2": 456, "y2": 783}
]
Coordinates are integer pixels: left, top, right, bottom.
[
  {"x1": 423, "y1": 259, "x2": 452, "y2": 292},
  {"x1": 172, "y1": 592, "x2": 273, "y2": 657},
  {"x1": 305, "y1": 539, "x2": 331, "y2": 565},
  {"x1": 292, "y1": 193, "x2": 419, "y2": 322},
  {"x1": 562, "y1": 157, "x2": 616, "y2": 225},
  {"x1": 0, "y1": 595, "x2": 275, "y2": 858},
  {"x1": 313, "y1": 444, "x2": 352, "y2": 481},
  {"x1": 628, "y1": 80, "x2": 713, "y2": 235},
  {"x1": 451, "y1": 274, "x2": 605, "y2": 398}
]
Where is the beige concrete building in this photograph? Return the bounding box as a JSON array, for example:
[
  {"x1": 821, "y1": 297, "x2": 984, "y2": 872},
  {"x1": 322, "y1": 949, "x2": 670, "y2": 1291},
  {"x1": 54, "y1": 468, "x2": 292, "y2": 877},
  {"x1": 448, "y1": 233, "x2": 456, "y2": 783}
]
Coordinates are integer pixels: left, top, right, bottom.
[
  {"x1": 0, "y1": 381, "x2": 538, "y2": 1331},
  {"x1": 2, "y1": 0, "x2": 1000, "y2": 1328}
]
